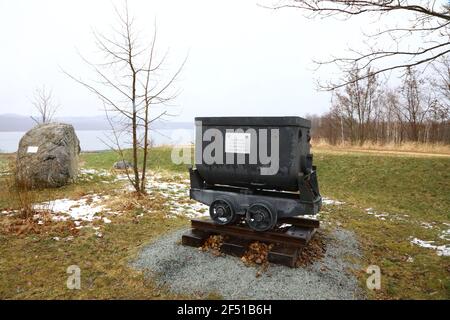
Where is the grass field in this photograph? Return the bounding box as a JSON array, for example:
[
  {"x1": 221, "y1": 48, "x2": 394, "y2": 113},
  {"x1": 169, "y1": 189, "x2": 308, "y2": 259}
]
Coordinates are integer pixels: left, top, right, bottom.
[
  {"x1": 314, "y1": 150, "x2": 450, "y2": 299},
  {"x1": 0, "y1": 146, "x2": 449, "y2": 299}
]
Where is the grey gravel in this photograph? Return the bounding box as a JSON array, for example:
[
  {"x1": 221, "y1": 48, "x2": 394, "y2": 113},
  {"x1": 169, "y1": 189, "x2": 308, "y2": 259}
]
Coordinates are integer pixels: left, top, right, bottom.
[{"x1": 132, "y1": 228, "x2": 364, "y2": 299}]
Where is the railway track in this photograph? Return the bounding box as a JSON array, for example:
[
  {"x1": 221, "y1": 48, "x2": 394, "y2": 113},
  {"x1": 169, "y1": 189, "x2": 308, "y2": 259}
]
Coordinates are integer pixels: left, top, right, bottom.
[{"x1": 182, "y1": 217, "x2": 319, "y2": 267}]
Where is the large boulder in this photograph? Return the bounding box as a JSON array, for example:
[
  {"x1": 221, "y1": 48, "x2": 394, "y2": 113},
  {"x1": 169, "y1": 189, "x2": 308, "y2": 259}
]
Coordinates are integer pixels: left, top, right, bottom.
[
  {"x1": 113, "y1": 160, "x2": 133, "y2": 170},
  {"x1": 16, "y1": 123, "x2": 81, "y2": 188}
]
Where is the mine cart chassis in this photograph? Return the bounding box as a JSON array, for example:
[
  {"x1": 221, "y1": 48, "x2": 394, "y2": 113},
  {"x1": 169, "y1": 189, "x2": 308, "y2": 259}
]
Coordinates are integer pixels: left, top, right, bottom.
[{"x1": 189, "y1": 167, "x2": 322, "y2": 232}]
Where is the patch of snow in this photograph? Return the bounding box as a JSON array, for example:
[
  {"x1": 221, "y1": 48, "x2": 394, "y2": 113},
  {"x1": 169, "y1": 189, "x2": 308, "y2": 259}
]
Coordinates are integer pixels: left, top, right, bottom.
[
  {"x1": 79, "y1": 168, "x2": 98, "y2": 175},
  {"x1": 420, "y1": 222, "x2": 435, "y2": 229},
  {"x1": 279, "y1": 223, "x2": 292, "y2": 228},
  {"x1": 103, "y1": 217, "x2": 112, "y2": 224},
  {"x1": 303, "y1": 214, "x2": 320, "y2": 220},
  {"x1": 365, "y1": 207, "x2": 389, "y2": 220},
  {"x1": 1, "y1": 209, "x2": 17, "y2": 216},
  {"x1": 322, "y1": 197, "x2": 345, "y2": 205},
  {"x1": 115, "y1": 174, "x2": 130, "y2": 181},
  {"x1": 141, "y1": 176, "x2": 210, "y2": 219},
  {"x1": 410, "y1": 237, "x2": 450, "y2": 257},
  {"x1": 439, "y1": 229, "x2": 450, "y2": 241},
  {"x1": 79, "y1": 168, "x2": 110, "y2": 176},
  {"x1": 33, "y1": 194, "x2": 113, "y2": 223}
]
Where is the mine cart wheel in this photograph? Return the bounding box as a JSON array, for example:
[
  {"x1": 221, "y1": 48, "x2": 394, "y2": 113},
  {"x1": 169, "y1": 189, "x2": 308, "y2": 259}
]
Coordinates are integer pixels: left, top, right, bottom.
[
  {"x1": 246, "y1": 203, "x2": 277, "y2": 232},
  {"x1": 209, "y1": 199, "x2": 237, "y2": 225}
]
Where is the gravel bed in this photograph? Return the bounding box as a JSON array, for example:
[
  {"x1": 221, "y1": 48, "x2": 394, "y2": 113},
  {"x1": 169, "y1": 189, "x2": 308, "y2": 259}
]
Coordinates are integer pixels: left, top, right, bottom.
[{"x1": 132, "y1": 228, "x2": 364, "y2": 299}]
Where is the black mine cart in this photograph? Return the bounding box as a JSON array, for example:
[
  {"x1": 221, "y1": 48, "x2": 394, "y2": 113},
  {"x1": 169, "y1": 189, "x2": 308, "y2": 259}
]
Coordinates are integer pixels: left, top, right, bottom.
[{"x1": 189, "y1": 116, "x2": 322, "y2": 232}]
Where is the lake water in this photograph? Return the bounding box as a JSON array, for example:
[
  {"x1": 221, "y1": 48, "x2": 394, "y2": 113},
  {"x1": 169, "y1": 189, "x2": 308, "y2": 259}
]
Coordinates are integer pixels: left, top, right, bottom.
[{"x1": 0, "y1": 129, "x2": 194, "y2": 153}]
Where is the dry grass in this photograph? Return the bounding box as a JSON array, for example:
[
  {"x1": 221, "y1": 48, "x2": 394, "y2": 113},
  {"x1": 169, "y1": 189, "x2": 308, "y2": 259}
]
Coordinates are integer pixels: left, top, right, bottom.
[
  {"x1": 0, "y1": 153, "x2": 195, "y2": 299},
  {"x1": 0, "y1": 209, "x2": 192, "y2": 299},
  {"x1": 313, "y1": 138, "x2": 450, "y2": 156},
  {"x1": 1, "y1": 146, "x2": 448, "y2": 299},
  {"x1": 105, "y1": 189, "x2": 169, "y2": 214},
  {"x1": 1, "y1": 155, "x2": 51, "y2": 220},
  {"x1": 0, "y1": 174, "x2": 194, "y2": 299},
  {"x1": 0, "y1": 211, "x2": 79, "y2": 237},
  {"x1": 315, "y1": 152, "x2": 450, "y2": 299}
]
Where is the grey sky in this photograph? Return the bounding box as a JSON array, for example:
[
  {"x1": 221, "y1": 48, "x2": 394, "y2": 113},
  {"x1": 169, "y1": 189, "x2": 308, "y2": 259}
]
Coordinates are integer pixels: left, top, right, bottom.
[{"x1": 0, "y1": 0, "x2": 386, "y2": 122}]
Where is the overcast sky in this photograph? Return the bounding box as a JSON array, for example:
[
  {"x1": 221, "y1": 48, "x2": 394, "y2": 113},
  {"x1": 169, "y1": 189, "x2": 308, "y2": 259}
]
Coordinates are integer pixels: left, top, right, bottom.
[{"x1": 0, "y1": 0, "x2": 397, "y2": 123}]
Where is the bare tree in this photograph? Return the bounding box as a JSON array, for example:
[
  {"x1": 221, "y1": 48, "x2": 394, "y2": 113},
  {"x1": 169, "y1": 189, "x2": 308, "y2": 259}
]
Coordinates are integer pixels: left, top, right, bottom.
[
  {"x1": 381, "y1": 88, "x2": 404, "y2": 143},
  {"x1": 399, "y1": 67, "x2": 435, "y2": 141},
  {"x1": 333, "y1": 66, "x2": 380, "y2": 144},
  {"x1": 310, "y1": 68, "x2": 450, "y2": 145},
  {"x1": 30, "y1": 86, "x2": 59, "y2": 124},
  {"x1": 430, "y1": 57, "x2": 450, "y2": 141},
  {"x1": 433, "y1": 56, "x2": 450, "y2": 109},
  {"x1": 270, "y1": 0, "x2": 450, "y2": 89},
  {"x1": 65, "y1": 1, "x2": 185, "y2": 194}
]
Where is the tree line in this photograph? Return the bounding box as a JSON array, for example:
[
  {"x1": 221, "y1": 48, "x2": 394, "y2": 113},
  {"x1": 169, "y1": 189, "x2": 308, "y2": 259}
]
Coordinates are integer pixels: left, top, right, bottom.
[{"x1": 308, "y1": 59, "x2": 450, "y2": 145}]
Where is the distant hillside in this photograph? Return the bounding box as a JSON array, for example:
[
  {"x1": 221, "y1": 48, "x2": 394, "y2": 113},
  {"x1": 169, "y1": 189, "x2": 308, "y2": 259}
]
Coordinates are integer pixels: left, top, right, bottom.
[{"x1": 0, "y1": 114, "x2": 192, "y2": 132}]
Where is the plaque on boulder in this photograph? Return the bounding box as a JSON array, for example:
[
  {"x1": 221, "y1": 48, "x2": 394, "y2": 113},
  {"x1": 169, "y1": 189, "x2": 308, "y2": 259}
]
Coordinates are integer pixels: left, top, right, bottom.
[{"x1": 16, "y1": 123, "x2": 81, "y2": 188}]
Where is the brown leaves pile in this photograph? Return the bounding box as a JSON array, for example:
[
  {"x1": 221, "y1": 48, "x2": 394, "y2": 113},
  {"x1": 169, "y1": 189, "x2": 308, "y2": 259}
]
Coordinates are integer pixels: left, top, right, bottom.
[
  {"x1": 0, "y1": 212, "x2": 80, "y2": 237},
  {"x1": 199, "y1": 235, "x2": 224, "y2": 256},
  {"x1": 241, "y1": 241, "x2": 274, "y2": 266},
  {"x1": 296, "y1": 234, "x2": 326, "y2": 267},
  {"x1": 196, "y1": 231, "x2": 327, "y2": 277}
]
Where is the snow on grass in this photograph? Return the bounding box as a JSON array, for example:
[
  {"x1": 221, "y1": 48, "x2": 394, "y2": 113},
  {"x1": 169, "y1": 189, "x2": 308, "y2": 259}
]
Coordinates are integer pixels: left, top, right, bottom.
[
  {"x1": 303, "y1": 214, "x2": 320, "y2": 220},
  {"x1": 365, "y1": 207, "x2": 390, "y2": 220},
  {"x1": 79, "y1": 168, "x2": 112, "y2": 178},
  {"x1": 410, "y1": 238, "x2": 450, "y2": 257},
  {"x1": 322, "y1": 197, "x2": 345, "y2": 205},
  {"x1": 74, "y1": 167, "x2": 208, "y2": 219},
  {"x1": 145, "y1": 175, "x2": 209, "y2": 219},
  {"x1": 33, "y1": 194, "x2": 115, "y2": 224},
  {"x1": 420, "y1": 222, "x2": 435, "y2": 229},
  {"x1": 1, "y1": 209, "x2": 17, "y2": 216},
  {"x1": 439, "y1": 228, "x2": 450, "y2": 241},
  {"x1": 80, "y1": 168, "x2": 102, "y2": 175}
]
